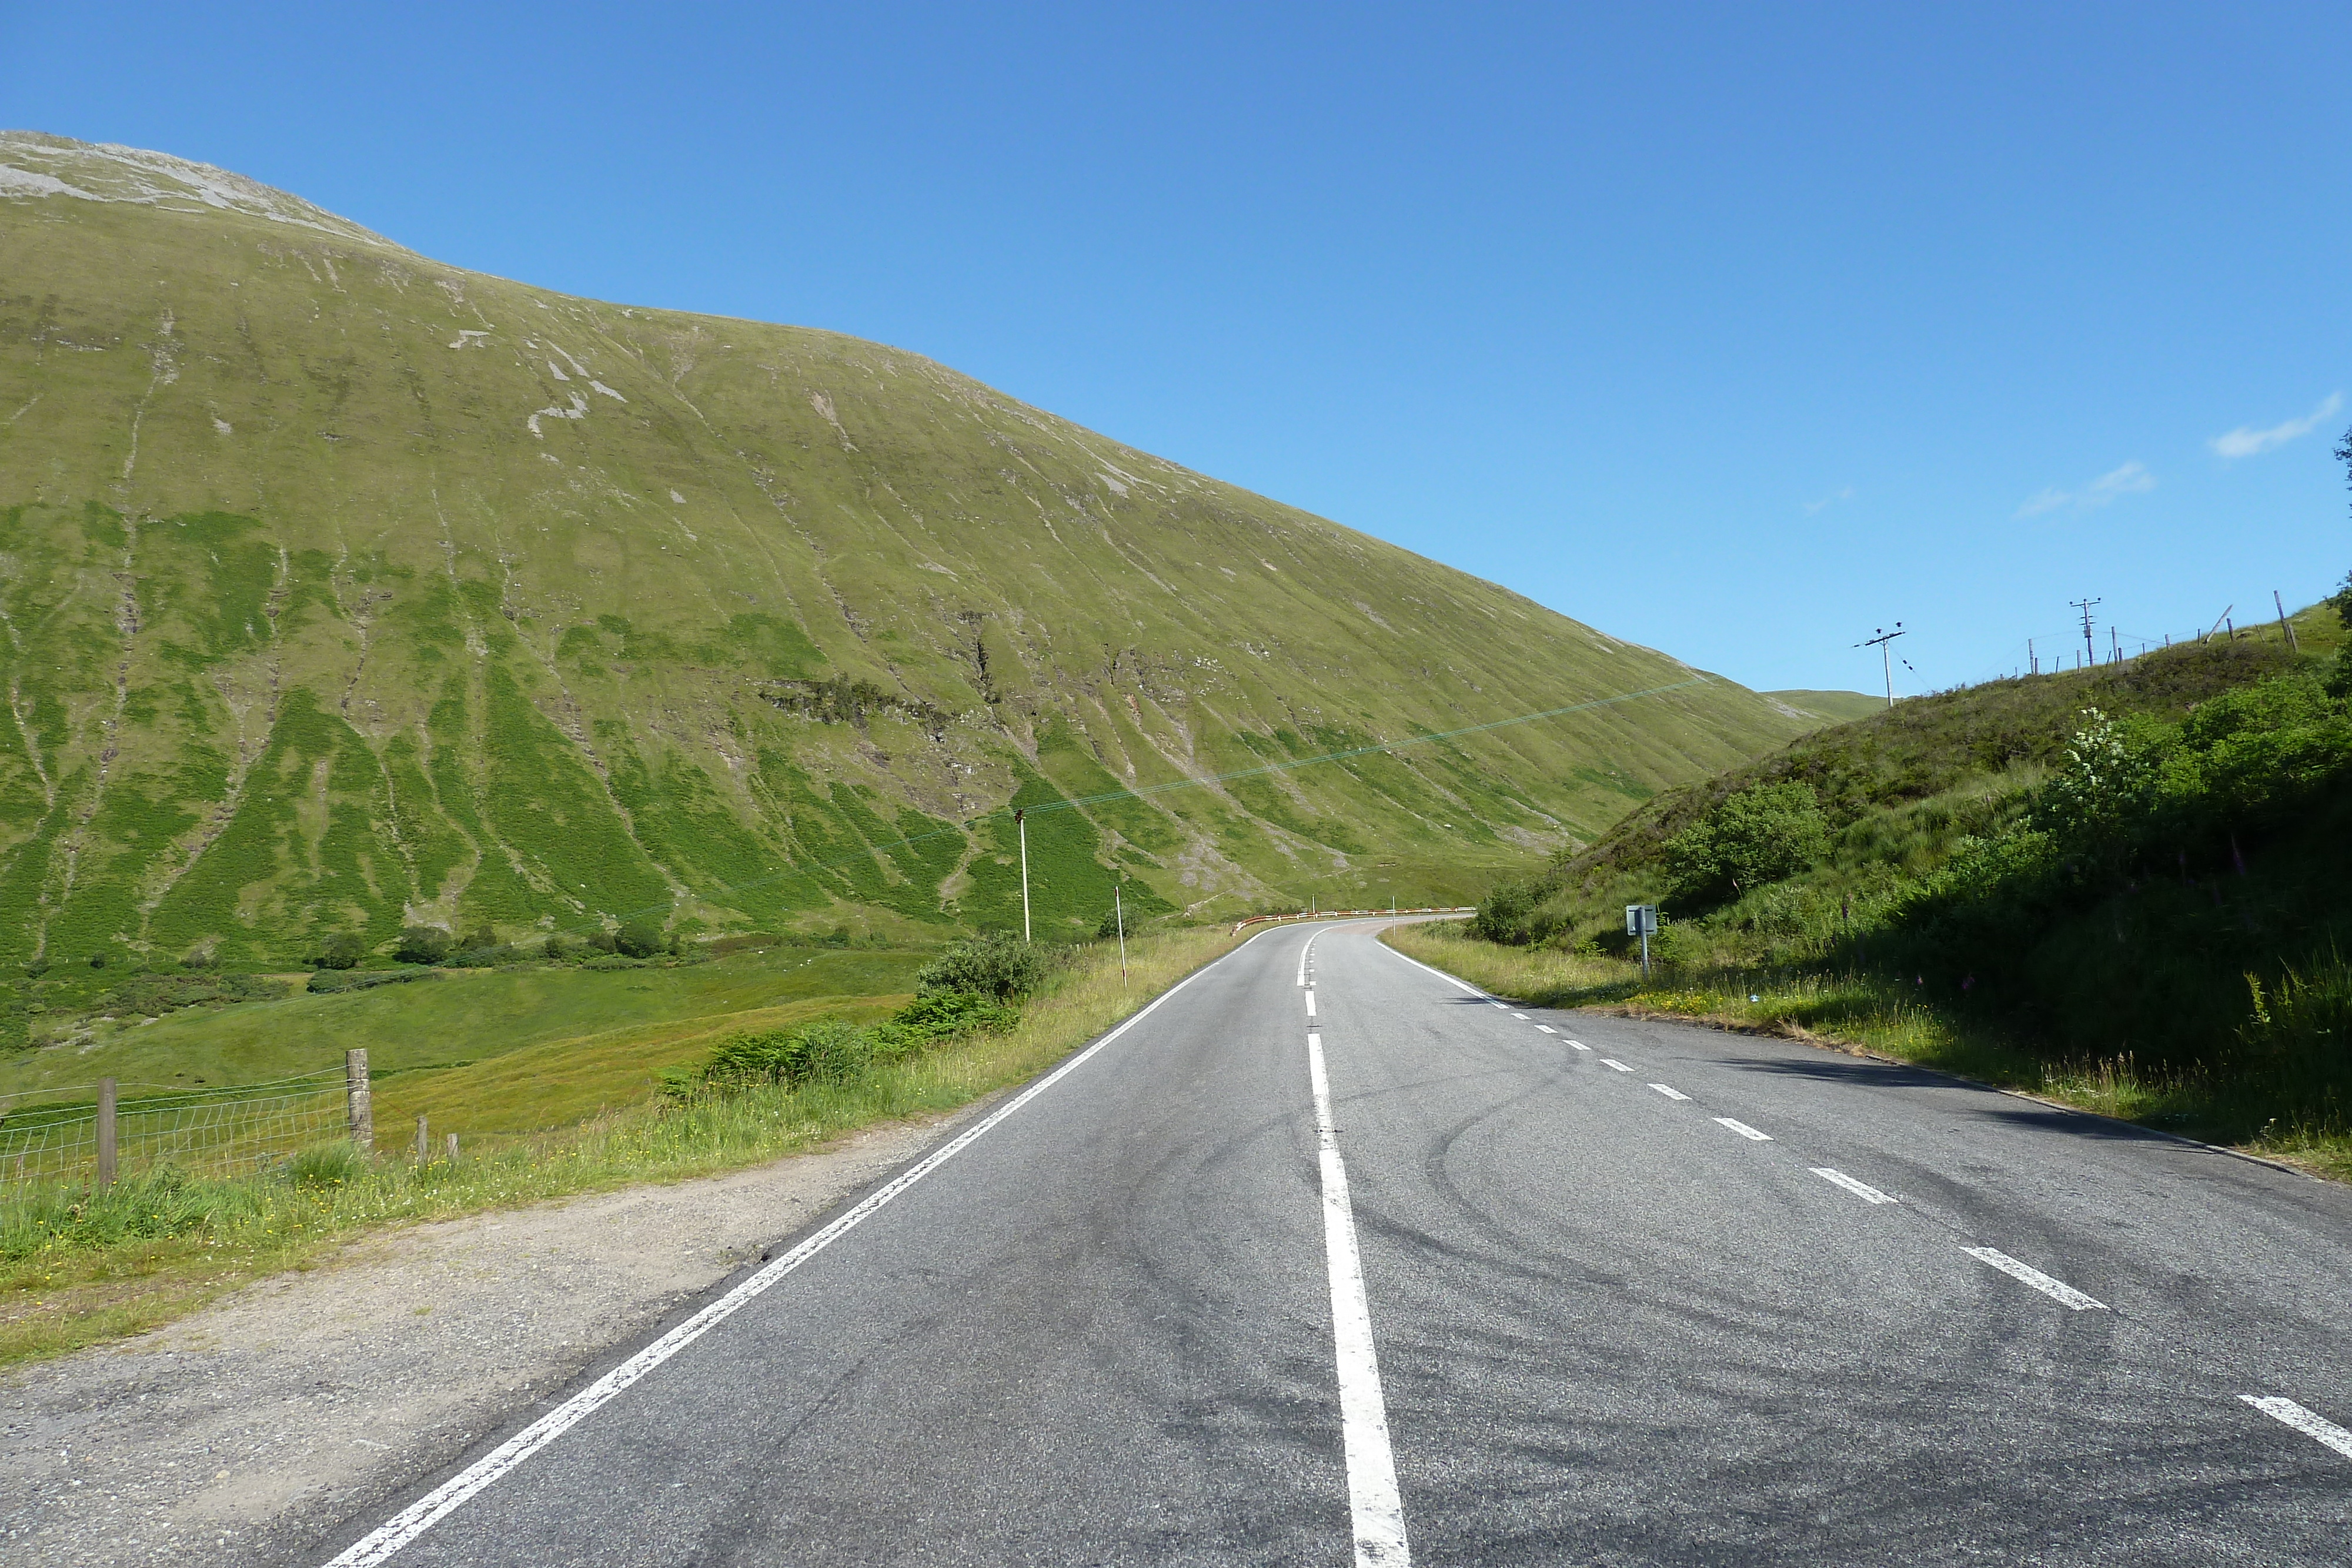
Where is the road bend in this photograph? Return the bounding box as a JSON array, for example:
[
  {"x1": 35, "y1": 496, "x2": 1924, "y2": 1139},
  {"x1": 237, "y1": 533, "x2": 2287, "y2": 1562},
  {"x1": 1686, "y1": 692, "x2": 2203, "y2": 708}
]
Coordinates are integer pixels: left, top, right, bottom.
[{"x1": 313, "y1": 920, "x2": 2352, "y2": 1566}]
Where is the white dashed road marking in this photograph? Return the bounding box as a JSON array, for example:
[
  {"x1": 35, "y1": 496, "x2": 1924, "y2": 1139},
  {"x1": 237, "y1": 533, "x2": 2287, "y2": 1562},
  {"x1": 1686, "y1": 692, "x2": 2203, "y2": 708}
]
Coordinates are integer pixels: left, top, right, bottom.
[
  {"x1": 2240, "y1": 1396, "x2": 2352, "y2": 1461},
  {"x1": 1963, "y1": 1247, "x2": 2107, "y2": 1310},
  {"x1": 1600, "y1": 1059, "x2": 1632, "y2": 1072},
  {"x1": 1648, "y1": 1084, "x2": 1690, "y2": 1101},
  {"x1": 1534, "y1": 1024, "x2": 1556, "y2": 1035},
  {"x1": 1714, "y1": 1118, "x2": 1772, "y2": 1141},
  {"x1": 1305, "y1": 991, "x2": 1317, "y2": 1019},
  {"x1": 1812, "y1": 1168, "x2": 1897, "y2": 1205}
]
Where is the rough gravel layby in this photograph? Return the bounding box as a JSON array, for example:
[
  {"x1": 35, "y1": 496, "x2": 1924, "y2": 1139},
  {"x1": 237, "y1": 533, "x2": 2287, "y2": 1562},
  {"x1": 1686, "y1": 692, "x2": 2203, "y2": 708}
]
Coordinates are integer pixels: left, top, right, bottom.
[{"x1": 0, "y1": 1105, "x2": 987, "y2": 1567}]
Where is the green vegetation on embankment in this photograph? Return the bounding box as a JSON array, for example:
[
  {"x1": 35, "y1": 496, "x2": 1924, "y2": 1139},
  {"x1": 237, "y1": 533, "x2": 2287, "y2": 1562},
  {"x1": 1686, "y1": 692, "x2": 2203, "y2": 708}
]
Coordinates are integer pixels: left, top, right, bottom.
[
  {"x1": 0, "y1": 925, "x2": 1244, "y2": 1366},
  {"x1": 1425, "y1": 594, "x2": 2352, "y2": 1175}
]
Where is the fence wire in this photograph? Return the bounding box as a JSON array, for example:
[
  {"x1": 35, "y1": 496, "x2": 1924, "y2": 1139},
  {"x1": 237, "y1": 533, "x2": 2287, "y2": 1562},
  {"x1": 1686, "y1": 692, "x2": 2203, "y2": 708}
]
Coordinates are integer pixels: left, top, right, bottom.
[{"x1": 0, "y1": 1069, "x2": 350, "y2": 1188}]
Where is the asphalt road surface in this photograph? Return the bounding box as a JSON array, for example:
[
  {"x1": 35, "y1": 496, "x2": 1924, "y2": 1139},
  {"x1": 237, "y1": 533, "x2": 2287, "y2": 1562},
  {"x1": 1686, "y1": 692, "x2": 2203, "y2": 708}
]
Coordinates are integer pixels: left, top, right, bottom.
[{"x1": 312, "y1": 919, "x2": 2352, "y2": 1566}]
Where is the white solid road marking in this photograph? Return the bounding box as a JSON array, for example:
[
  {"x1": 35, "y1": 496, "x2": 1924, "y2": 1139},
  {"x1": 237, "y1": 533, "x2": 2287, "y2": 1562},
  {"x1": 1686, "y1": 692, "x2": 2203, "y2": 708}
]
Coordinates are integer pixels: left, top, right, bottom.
[
  {"x1": 1811, "y1": 1168, "x2": 1897, "y2": 1205},
  {"x1": 1648, "y1": 1084, "x2": 1690, "y2": 1101},
  {"x1": 1534, "y1": 1024, "x2": 1556, "y2": 1035},
  {"x1": 322, "y1": 926, "x2": 1280, "y2": 1567},
  {"x1": 1307, "y1": 1031, "x2": 1413, "y2": 1566},
  {"x1": 2240, "y1": 1396, "x2": 2352, "y2": 1461},
  {"x1": 1963, "y1": 1247, "x2": 2107, "y2": 1310},
  {"x1": 1713, "y1": 1118, "x2": 1772, "y2": 1141},
  {"x1": 1569, "y1": 1042, "x2": 1591, "y2": 1052},
  {"x1": 1305, "y1": 991, "x2": 1317, "y2": 1018},
  {"x1": 1600, "y1": 1059, "x2": 1633, "y2": 1072}
]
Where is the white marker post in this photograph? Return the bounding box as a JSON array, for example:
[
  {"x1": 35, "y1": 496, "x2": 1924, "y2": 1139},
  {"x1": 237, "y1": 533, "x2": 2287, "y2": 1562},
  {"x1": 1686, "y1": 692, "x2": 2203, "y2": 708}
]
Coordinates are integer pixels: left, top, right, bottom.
[
  {"x1": 1625, "y1": 903, "x2": 1658, "y2": 981},
  {"x1": 1015, "y1": 807, "x2": 1031, "y2": 942},
  {"x1": 1114, "y1": 879, "x2": 1128, "y2": 989}
]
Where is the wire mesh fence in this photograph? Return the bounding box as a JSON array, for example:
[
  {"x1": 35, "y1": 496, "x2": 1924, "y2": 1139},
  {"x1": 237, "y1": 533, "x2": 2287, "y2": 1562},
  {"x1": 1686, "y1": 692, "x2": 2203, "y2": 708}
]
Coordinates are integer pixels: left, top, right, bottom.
[{"x1": 0, "y1": 1068, "x2": 352, "y2": 1189}]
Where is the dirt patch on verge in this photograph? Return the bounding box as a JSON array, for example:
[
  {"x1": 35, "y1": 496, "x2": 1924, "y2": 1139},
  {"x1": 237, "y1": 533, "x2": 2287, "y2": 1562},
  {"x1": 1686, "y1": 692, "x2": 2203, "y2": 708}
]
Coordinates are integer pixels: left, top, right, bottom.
[{"x1": 0, "y1": 1102, "x2": 988, "y2": 1566}]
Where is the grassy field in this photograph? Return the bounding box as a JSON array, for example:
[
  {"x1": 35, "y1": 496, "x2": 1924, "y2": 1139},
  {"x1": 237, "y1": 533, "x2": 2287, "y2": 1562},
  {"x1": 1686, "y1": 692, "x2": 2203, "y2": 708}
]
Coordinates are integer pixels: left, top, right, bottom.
[
  {"x1": 1384, "y1": 921, "x2": 2352, "y2": 1182},
  {"x1": 0, "y1": 925, "x2": 1247, "y2": 1366},
  {"x1": 0, "y1": 946, "x2": 929, "y2": 1102}
]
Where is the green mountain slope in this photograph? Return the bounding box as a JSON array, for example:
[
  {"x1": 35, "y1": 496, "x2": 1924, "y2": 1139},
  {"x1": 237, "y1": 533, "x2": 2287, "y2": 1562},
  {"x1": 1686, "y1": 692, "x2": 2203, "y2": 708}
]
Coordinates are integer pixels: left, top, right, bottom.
[
  {"x1": 0, "y1": 131, "x2": 1810, "y2": 967},
  {"x1": 1764, "y1": 689, "x2": 1884, "y2": 726}
]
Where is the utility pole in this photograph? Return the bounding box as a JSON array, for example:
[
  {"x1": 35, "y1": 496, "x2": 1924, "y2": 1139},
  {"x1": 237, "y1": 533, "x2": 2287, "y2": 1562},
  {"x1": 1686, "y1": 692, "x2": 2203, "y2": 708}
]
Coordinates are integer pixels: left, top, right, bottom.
[
  {"x1": 2276, "y1": 590, "x2": 2300, "y2": 653},
  {"x1": 1855, "y1": 623, "x2": 1906, "y2": 708},
  {"x1": 2070, "y1": 597, "x2": 2102, "y2": 667},
  {"x1": 2029, "y1": 637, "x2": 2037, "y2": 676},
  {"x1": 2110, "y1": 626, "x2": 2120, "y2": 665},
  {"x1": 1014, "y1": 808, "x2": 1031, "y2": 942}
]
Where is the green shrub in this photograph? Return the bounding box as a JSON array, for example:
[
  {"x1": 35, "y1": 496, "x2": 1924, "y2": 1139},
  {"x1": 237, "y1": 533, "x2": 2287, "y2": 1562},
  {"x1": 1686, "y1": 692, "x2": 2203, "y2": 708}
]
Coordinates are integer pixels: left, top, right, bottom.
[
  {"x1": 313, "y1": 932, "x2": 366, "y2": 971},
  {"x1": 915, "y1": 933, "x2": 1048, "y2": 1000},
  {"x1": 694, "y1": 1016, "x2": 875, "y2": 1091},
  {"x1": 871, "y1": 989, "x2": 1016, "y2": 1057},
  {"x1": 1471, "y1": 876, "x2": 1559, "y2": 945},
  {"x1": 395, "y1": 926, "x2": 452, "y2": 965},
  {"x1": 1664, "y1": 781, "x2": 1828, "y2": 910},
  {"x1": 615, "y1": 920, "x2": 666, "y2": 959}
]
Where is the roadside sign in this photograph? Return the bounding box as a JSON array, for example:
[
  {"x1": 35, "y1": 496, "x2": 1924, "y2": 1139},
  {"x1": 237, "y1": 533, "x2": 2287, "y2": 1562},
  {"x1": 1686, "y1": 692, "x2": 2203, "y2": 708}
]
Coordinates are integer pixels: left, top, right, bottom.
[{"x1": 1625, "y1": 904, "x2": 1659, "y2": 936}]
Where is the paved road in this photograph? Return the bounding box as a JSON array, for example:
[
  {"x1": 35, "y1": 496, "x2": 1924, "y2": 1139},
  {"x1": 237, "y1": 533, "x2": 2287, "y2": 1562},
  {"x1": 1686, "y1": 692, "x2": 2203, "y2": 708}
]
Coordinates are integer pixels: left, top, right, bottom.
[{"x1": 312, "y1": 920, "x2": 2352, "y2": 1566}]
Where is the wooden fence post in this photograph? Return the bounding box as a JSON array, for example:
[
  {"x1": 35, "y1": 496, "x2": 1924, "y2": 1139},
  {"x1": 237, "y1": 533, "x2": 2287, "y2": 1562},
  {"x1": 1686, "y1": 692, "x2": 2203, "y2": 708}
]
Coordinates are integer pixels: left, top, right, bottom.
[
  {"x1": 413, "y1": 1113, "x2": 428, "y2": 1165},
  {"x1": 96, "y1": 1078, "x2": 118, "y2": 1189},
  {"x1": 346, "y1": 1049, "x2": 373, "y2": 1153}
]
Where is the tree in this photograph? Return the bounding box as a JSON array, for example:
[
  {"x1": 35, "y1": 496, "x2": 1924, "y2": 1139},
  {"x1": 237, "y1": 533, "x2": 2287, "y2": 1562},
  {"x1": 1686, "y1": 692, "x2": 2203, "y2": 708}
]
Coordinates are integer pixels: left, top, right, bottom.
[
  {"x1": 614, "y1": 919, "x2": 666, "y2": 958},
  {"x1": 313, "y1": 932, "x2": 366, "y2": 971},
  {"x1": 395, "y1": 925, "x2": 451, "y2": 965}
]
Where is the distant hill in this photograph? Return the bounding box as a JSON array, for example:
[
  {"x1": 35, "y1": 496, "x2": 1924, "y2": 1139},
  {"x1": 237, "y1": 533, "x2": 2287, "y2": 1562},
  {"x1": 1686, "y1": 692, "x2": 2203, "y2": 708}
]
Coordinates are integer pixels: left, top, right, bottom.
[
  {"x1": 1765, "y1": 689, "x2": 1885, "y2": 726},
  {"x1": 0, "y1": 132, "x2": 1812, "y2": 967}
]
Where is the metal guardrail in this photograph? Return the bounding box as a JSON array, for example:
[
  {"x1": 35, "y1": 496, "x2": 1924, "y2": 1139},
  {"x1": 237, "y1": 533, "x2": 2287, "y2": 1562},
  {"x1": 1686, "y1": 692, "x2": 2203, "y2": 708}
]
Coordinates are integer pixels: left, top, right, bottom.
[{"x1": 1229, "y1": 907, "x2": 1475, "y2": 934}]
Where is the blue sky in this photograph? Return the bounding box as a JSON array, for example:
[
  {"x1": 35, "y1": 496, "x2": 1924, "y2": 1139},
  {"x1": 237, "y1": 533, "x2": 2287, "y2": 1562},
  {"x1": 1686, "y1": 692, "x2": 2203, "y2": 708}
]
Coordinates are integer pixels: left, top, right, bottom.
[{"x1": 6, "y1": 2, "x2": 2347, "y2": 696}]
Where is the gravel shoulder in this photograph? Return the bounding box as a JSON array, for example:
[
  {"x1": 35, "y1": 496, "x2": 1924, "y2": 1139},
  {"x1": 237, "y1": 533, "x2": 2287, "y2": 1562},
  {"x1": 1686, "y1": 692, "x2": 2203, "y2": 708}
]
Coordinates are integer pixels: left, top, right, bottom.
[{"x1": 0, "y1": 1099, "x2": 994, "y2": 1567}]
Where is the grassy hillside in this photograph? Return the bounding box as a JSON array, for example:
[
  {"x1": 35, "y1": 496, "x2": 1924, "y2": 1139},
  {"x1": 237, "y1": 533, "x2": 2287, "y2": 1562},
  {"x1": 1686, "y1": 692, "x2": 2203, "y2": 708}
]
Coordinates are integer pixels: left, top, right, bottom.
[
  {"x1": 1765, "y1": 689, "x2": 1885, "y2": 726},
  {"x1": 1456, "y1": 601, "x2": 2352, "y2": 1154},
  {"x1": 0, "y1": 132, "x2": 1811, "y2": 999}
]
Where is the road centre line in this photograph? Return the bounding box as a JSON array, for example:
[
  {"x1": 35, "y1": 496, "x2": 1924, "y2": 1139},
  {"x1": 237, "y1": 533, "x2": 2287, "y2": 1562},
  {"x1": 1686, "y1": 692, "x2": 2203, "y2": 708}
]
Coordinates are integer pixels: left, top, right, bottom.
[
  {"x1": 1534, "y1": 1024, "x2": 1556, "y2": 1034},
  {"x1": 1963, "y1": 1246, "x2": 2108, "y2": 1310},
  {"x1": 1600, "y1": 1059, "x2": 1633, "y2": 1072},
  {"x1": 1568, "y1": 1041, "x2": 1591, "y2": 1052},
  {"x1": 1511, "y1": 1012, "x2": 1528, "y2": 1019},
  {"x1": 1307, "y1": 1031, "x2": 1414, "y2": 1566},
  {"x1": 1306, "y1": 991, "x2": 1317, "y2": 1018},
  {"x1": 1811, "y1": 1168, "x2": 1898, "y2": 1205},
  {"x1": 1648, "y1": 1084, "x2": 1690, "y2": 1101},
  {"x1": 2240, "y1": 1396, "x2": 2352, "y2": 1461},
  {"x1": 1714, "y1": 1118, "x2": 1772, "y2": 1141},
  {"x1": 320, "y1": 921, "x2": 1281, "y2": 1567}
]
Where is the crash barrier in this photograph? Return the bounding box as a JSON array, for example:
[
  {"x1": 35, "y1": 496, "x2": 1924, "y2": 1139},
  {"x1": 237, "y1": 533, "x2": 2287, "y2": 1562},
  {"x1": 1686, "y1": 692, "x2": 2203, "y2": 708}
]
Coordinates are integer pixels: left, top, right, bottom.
[{"x1": 1229, "y1": 907, "x2": 1475, "y2": 935}]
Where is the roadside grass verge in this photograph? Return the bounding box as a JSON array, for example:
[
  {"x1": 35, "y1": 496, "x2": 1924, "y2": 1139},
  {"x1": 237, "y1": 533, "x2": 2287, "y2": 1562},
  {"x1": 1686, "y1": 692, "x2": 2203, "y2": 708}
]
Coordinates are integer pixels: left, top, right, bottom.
[
  {"x1": 0, "y1": 927, "x2": 1243, "y2": 1368},
  {"x1": 1382, "y1": 921, "x2": 2352, "y2": 1182}
]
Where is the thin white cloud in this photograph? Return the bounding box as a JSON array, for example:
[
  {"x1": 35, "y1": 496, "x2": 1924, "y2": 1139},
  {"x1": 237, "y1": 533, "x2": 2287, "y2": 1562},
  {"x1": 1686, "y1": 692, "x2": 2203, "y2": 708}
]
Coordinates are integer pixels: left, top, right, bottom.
[
  {"x1": 2210, "y1": 392, "x2": 2342, "y2": 460},
  {"x1": 2082, "y1": 461, "x2": 2156, "y2": 506},
  {"x1": 1803, "y1": 485, "x2": 1855, "y2": 515},
  {"x1": 2014, "y1": 462, "x2": 2156, "y2": 519}
]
